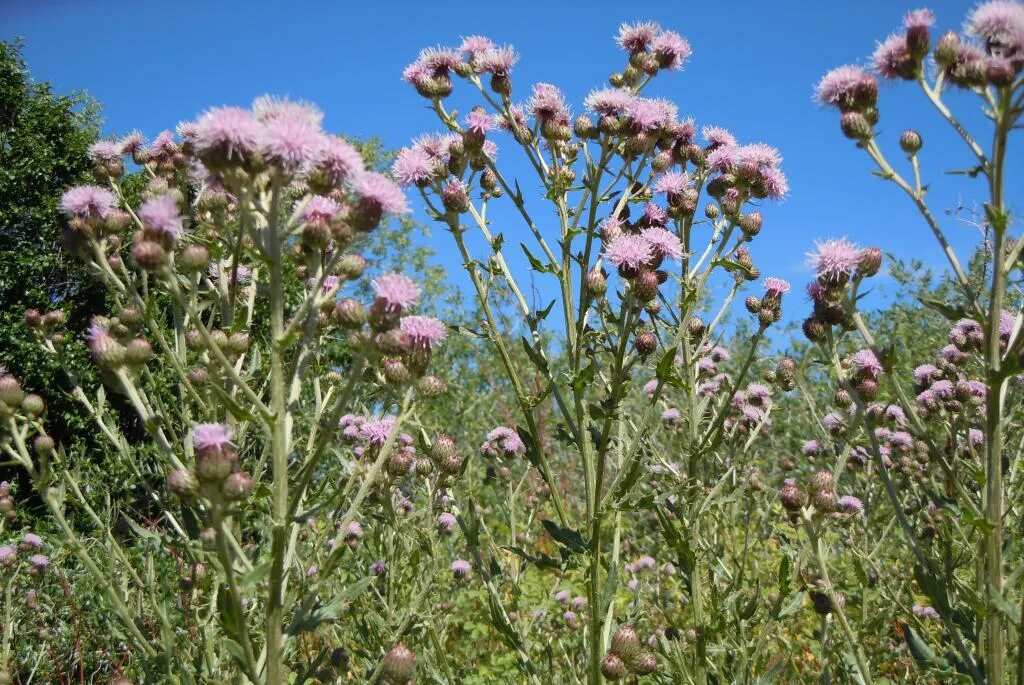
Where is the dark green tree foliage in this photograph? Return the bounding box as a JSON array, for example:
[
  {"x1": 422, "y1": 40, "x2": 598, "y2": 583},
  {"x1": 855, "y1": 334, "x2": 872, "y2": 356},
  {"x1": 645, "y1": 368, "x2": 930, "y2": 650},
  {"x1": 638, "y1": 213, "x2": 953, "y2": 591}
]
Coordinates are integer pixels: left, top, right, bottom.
[{"x1": 0, "y1": 40, "x2": 107, "y2": 489}]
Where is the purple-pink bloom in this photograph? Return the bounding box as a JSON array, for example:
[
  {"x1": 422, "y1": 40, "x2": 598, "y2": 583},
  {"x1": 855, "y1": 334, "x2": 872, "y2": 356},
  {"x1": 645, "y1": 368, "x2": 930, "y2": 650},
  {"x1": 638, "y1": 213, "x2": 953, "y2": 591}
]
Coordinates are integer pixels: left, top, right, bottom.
[
  {"x1": 88, "y1": 140, "x2": 122, "y2": 163},
  {"x1": 21, "y1": 533, "x2": 43, "y2": 549},
  {"x1": 484, "y1": 426, "x2": 525, "y2": 457},
  {"x1": 253, "y1": 95, "x2": 323, "y2": 127},
  {"x1": 584, "y1": 88, "x2": 635, "y2": 116},
  {"x1": 641, "y1": 227, "x2": 684, "y2": 261},
  {"x1": 193, "y1": 423, "x2": 233, "y2": 454},
  {"x1": 0, "y1": 546, "x2": 14, "y2": 566},
  {"x1": 259, "y1": 115, "x2": 324, "y2": 170},
  {"x1": 451, "y1": 559, "x2": 472, "y2": 577},
  {"x1": 706, "y1": 145, "x2": 739, "y2": 172},
  {"x1": 625, "y1": 98, "x2": 677, "y2": 131},
  {"x1": 464, "y1": 109, "x2": 495, "y2": 135},
  {"x1": 118, "y1": 131, "x2": 146, "y2": 155},
  {"x1": 814, "y1": 65, "x2": 876, "y2": 108},
  {"x1": 302, "y1": 195, "x2": 342, "y2": 223},
  {"x1": 137, "y1": 195, "x2": 183, "y2": 240},
  {"x1": 904, "y1": 8, "x2": 936, "y2": 30},
  {"x1": 399, "y1": 315, "x2": 447, "y2": 349},
  {"x1": 458, "y1": 35, "x2": 495, "y2": 58},
  {"x1": 473, "y1": 46, "x2": 519, "y2": 75},
  {"x1": 616, "y1": 21, "x2": 661, "y2": 52},
  {"x1": 966, "y1": 1, "x2": 1024, "y2": 49},
  {"x1": 351, "y1": 172, "x2": 409, "y2": 215},
  {"x1": 758, "y1": 167, "x2": 789, "y2": 200},
  {"x1": 193, "y1": 106, "x2": 262, "y2": 164},
  {"x1": 763, "y1": 277, "x2": 791, "y2": 298},
  {"x1": 653, "y1": 171, "x2": 691, "y2": 197},
  {"x1": 605, "y1": 235, "x2": 654, "y2": 270},
  {"x1": 838, "y1": 495, "x2": 864, "y2": 513},
  {"x1": 438, "y1": 512, "x2": 457, "y2": 533},
  {"x1": 392, "y1": 146, "x2": 436, "y2": 187},
  {"x1": 651, "y1": 30, "x2": 692, "y2": 69},
  {"x1": 373, "y1": 273, "x2": 421, "y2": 311},
  {"x1": 313, "y1": 137, "x2": 364, "y2": 186},
  {"x1": 872, "y1": 34, "x2": 912, "y2": 79},
  {"x1": 360, "y1": 416, "x2": 398, "y2": 446},
  {"x1": 702, "y1": 126, "x2": 736, "y2": 148},
  {"x1": 808, "y1": 238, "x2": 861, "y2": 284},
  {"x1": 848, "y1": 349, "x2": 883, "y2": 379},
  {"x1": 528, "y1": 83, "x2": 570, "y2": 125},
  {"x1": 662, "y1": 407, "x2": 681, "y2": 421},
  {"x1": 60, "y1": 185, "x2": 115, "y2": 219},
  {"x1": 739, "y1": 143, "x2": 782, "y2": 169}
]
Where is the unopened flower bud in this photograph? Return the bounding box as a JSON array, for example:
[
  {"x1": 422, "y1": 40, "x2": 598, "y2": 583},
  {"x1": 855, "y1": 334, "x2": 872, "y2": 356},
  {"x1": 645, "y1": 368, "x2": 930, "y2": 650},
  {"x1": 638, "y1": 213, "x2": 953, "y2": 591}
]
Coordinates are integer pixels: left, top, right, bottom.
[
  {"x1": 383, "y1": 358, "x2": 410, "y2": 385},
  {"x1": 631, "y1": 652, "x2": 658, "y2": 675},
  {"x1": 33, "y1": 435, "x2": 55, "y2": 456},
  {"x1": 221, "y1": 471, "x2": 254, "y2": 501},
  {"x1": 226, "y1": 332, "x2": 250, "y2": 355},
  {"x1": 934, "y1": 31, "x2": 959, "y2": 67},
  {"x1": 687, "y1": 316, "x2": 705, "y2": 340},
  {"x1": 381, "y1": 643, "x2": 416, "y2": 682},
  {"x1": 633, "y1": 331, "x2": 657, "y2": 356},
  {"x1": 586, "y1": 268, "x2": 607, "y2": 296},
  {"x1": 611, "y1": 625, "x2": 641, "y2": 660},
  {"x1": 634, "y1": 270, "x2": 660, "y2": 302},
  {"x1": 739, "y1": 211, "x2": 762, "y2": 236},
  {"x1": 167, "y1": 469, "x2": 199, "y2": 498},
  {"x1": 780, "y1": 481, "x2": 807, "y2": 511},
  {"x1": 601, "y1": 654, "x2": 627, "y2": 680},
  {"x1": 21, "y1": 394, "x2": 45, "y2": 416},
  {"x1": 899, "y1": 130, "x2": 922, "y2": 154},
  {"x1": 442, "y1": 180, "x2": 470, "y2": 213},
  {"x1": 418, "y1": 375, "x2": 447, "y2": 397},
  {"x1": 179, "y1": 245, "x2": 210, "y2": 274},
  {"x1": 0, "y1": 376, "x2": 24, "y2": 407},
  {"x1": 574, "y1": 115, "x2": 597, "y2": 140},
  {"x1": 125, "y1": 338, "x2": 153, "y2": 366},
  {"x1": 132, "y1": 240, "x2": 167, "y2": 270},
  {"x1": 338, "y1": 253, "x2": 368, "y2": 279},
  {"x1": 802, "y1": 317, "x2": 828, "y2": 343},
  {"x1": 745, "y1": 296, "x2": 762, "y2": 314},
  {"x1": 431, "y1": 435, "x2": 457, "y2": 461},
  {"x1": 439, "y1": 452, "x2": 462, "y2": 475},
  {"x1": 840, "y1": 111, "x2": 872, "y2": 140}
]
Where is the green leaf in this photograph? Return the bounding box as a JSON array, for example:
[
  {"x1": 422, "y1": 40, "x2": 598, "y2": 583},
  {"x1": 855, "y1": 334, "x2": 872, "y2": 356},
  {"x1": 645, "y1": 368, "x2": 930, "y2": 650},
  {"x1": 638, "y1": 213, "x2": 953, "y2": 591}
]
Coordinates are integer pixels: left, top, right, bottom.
[
  {"x1": 503, "y1": 546, "x2": 561, "y2": 570},
  {"x1": 541, "y1": 519, "x2": 587, "y2": 554},
  {"x1": 988, "y1": 586, "x2": 1021, "y2": 624},
  {"x1": 778, "y1": 591, "x2": 806, "y2": 618}
]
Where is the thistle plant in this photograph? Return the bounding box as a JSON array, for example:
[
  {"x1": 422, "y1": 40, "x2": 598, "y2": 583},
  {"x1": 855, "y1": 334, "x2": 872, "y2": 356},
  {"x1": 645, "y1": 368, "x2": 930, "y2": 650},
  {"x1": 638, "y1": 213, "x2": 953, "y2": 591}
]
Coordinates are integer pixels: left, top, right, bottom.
[
  {"x1": 0, "y1": 97, "x2": 461, "y2": 682},
  {"x1": 803, "y1": 3, "x2": 1024, "y2": 682},
  {"x1": 398, "y1": 22, "x2": 792, "y2": 684}
]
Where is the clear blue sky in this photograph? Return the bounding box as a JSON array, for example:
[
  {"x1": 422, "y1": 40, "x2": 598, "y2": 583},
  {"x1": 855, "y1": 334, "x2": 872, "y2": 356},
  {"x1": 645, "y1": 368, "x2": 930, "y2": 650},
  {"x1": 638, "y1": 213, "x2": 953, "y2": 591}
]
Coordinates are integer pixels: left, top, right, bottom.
[{"x1": 4, "y1": 0, "x2": 1016, "y2": 333}]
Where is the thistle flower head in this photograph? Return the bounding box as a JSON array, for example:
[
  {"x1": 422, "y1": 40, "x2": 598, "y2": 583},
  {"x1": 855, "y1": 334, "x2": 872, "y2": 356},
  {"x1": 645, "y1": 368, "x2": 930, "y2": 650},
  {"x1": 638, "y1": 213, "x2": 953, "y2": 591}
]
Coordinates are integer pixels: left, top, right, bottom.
[
  {"x1": 450, "y1": 559, "x2": 471, "y2": 577},
  {"x1": 905, "y1": 8, "x2": 936, "y2": 30},
  {"x1": 259, "y1": 114, "x2": 325, "y2": 170},
  {"x1": 838, "y1": 495, "x2": 864, "y2": 513},
  {"x1": 137, "y1": 195, "x2": 183, "y2": 240},
  {"x1": 702, "y1": 126, "x2": 737, "y2": 148},
  {"x1": 584, "y1": 87, "x2": 635, "y2": 116},
  {"x1": 808, "y1": 238, "x2": 861, "y2": 284},
  {"x1": 653, "y1": 170, "x2": 692, "y2": 197},
  {"x1": 966, "y1": 1, "x2": 1024, "y2": 49},
  {"x1": 473, "y1": 46, "x2": 519, "y2": 75},
  {"x1": 651, "y1": 30, "x2": 692, "y2": 69},
  {"x1": 814, "y1": 65, "x2": 876, "y2": 108},
  {"x1": 763, "y1": 277, "x2": 791, "y2": 297},
  {"x1": 438, "y1": 512, "x2": 457, "y2": 532},
  {"x1": 302, "y1": 196, "x2": 341, "y2": 223},
  {"x1": 372, "y1": 273, "x2": 420, "y2": 311},
  {"x1": 60, "y1": 185, "x2": 115, "y2": 218},
  {"x1": 616, "y1": 21, "x2": 661, "y2": 52},
  {"x1": 252, "y1": 95, "x2": 324, "y2": 127},
  {"x1": 641, "y1": 227, "x2": 684, "y2": 261},
  {"x1": 483, "y1": 426, "x2": 525, "y2": 457},
  {"x1": 605, "y1": 235, "x2": 654, "y2": 270},
  {"x1": 706, "y1": 145, "x2": 739, "y2": 172},
  {"x1": 118, "y1": 131, "x2": 146, "y2": 155},
  {"x1": 528, "y1": 83, "x2": 570, "y2": 124},
  {"x1": 193, "y1": 423, "x2": 233, "y2": 454},
  {"x1": 392, "y1": 146, "x2": 436, "y2": 187},
  {"x1": 21, "y1": 533, "x2": 43, "y2": 549},
  {"x1": 351, "y1": 172, "x2": 409, "y2": 215},
  {"x1": 193, "y1": 106, "x2": 262, "y2": 166},
  {"x1": 88, "y1": 140, "x2": 122, "y2": 163},
  {"x1": 739, "y1": 143, "x2": 782, "y2": 169},
  {"x1": 458, "y1": 35, "x2": 495, "y2": 58},
  {"x1": 848, "y1": 349, "x2": 883, "y2": 379},
  {"x1": 313, "y1": 136, "x2": 364, "y2": 186},
  {"x1": 399, "y1": 315, "x2": 447, "y2": 349},
  {"x1": 873, "y1": 34, "x2": 913, "y2": 78},
  {"x1": 625, "y1": 98, "x2": 677, "y2": 131},
  {"x1": 0, "y1": 546, "x2": 14, "y2": 565},
  {"x1": 758, "y1": 167, "x2": 789, "y2": 200},
  {"x1": 464, "y1": 108, "x2": 495, "y2": 134},
  {"x1": 360, "y1": 416, "x2": 397, "y2": 446}
]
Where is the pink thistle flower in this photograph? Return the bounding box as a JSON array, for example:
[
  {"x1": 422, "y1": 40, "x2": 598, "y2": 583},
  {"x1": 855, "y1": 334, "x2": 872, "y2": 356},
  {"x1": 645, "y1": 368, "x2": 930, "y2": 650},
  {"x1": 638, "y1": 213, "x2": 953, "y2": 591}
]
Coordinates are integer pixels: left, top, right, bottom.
[
  {"x1": 118, "y1": 131, "x2": 146, "y2": 155},
  {"x1": 360, "y1": 416, "x2": 397, "y2": 446},
  {"x1": 259, "y1": 115, "x2": 325, "y2": 170},
  {"x1": 641, "y1": 227, "x2": 684, "y2": 261},
  {"x1": 464, "y1": 108, "x2": 495, "y2": 135},
  {"x1": 450, "y1": 559, "x2": 472, "y2": 577},
  {"x1": 643, "y1": 379, "x2": 659, "y2": 396},
  {"x1": 913, "y1": 604, "x2": 940, "y2": 620},
  {"x1": 803, "y1": 440, "x2": 822, "y2": 456},
  {"x1": 147, "y1": 130, "x2": 178, "y2": 159},
  {"x1": 412, "y1": 133, "x2": 457, "y2": 161},
  {"x1": 372, "y1": 273, "x2": 421, "y2": 312},
  {"x1": 483, "y1": 427, "x2": 525, "y2": 457},
  {"x1": 88, "y1": 140, "x2": 122, "y2": 163},
  {"x1": 848, "y1": 349, "x2": 883, "y2": 379},
  {"x1": 605, "y1": 235, "x2": 654, "y2": 271},
  {"x1": 808, "y1": 238, "x2": 861, "y2": 284},
  {"x1": 312, "y1": 137, "x2": 364, "y2": 186},
  {"x1": 625, "y1": 98, "x2": 677, "y2": 131},
  {"x1": 823, "y1": 411, "x2": 846, "y2": 433},
  {"x1": 176, "y1": 121, "x2": 198, "y2": 139},
  {"x1": 0, "y1": 546, "x2": 14, "y2": 566},
  {"x1": 616, "y1": 21, "x2": 661, "y2": 52},
  {"x1": 301, "y1": 196, "x2": 341, "y2": 223},
  {"x1": 966, "y1": 1, "x2": 1024, "y2": 49},
  {"x1": 409, "y1": 47, "x2": 462, "y2": 77},
  {"x1": 758, "y1": 167, "x2": 789, "y2": 200},
  {"x1": 29, "y1": 554, "x2": 49, "y2": 571},
  {"x1": 482, "y1": 140, "x2": 499, "y2": 160},
  {"x1": 661, "y1": 407, "x2": 681, "y2": 421},
  {"x1": 739, "y1": 143, "x2": 782, "y2": 169},
  {"x1": 584, "y1": 88, "x2": 635, "y2": 116},
  {"x1": 351, "y1": 172, "x2": 409, "y2": 215},
  {"x1": 643, "y1": 202, "x2": 668, "y2": 225},
  {"x1": 497, "y1": 105, "x2": 529, "y2": 133},
  {"x1": 21, "y1": 533, "x2": 43, "y2": 549},
  {"x1": 747, "y1": 382, "x2": 772, "y2": 400},
  {"x1": 399, "y1": 315, "x2": 447, "y2": 349},
  {"x1": 805, "y1": 281, "x2": 826, "y2": 303},
  {"x1": 59, "y1": 185, "x2": 115, "y2": 218},
  {"x1": 701, "y1": 126, "x2": 736, "y2": 148},
  {"x1": 651, "y1": 30, "x2": 692, "y2": 69},
  {"x1": 528, "y1": 83, "x2": 570, "y2": 124},
  {"x1": 137, "y1": 195, "x2": 183, "y2": 240},
  {"x1": 931, "y1": 379, "x2": 955, "y2": 398},
  {"x1": 458, "y1": 35, "x2": 495, "y2": 58},
  {"x1": 252, "y1": 95, "x2": 324, "y2": 127},
  {"x1": 392, "y1": 146, "x2": 436, "y2": 187},
  {"x1": 763, "y1": 277, "x2": 791, "y2": 297},
  {"x1": 904, "y1": 8, "x2": 936, "y2": 30},
  {"x1": 697, "y1": 357, "x2": 717, "y2": 375},
  {"x1": 194, "y1": 106, "x2": 261, "y2": 166},
  {"x1": 814, "y1": 65, "x2": 877, "y2": 108},
  {"x1": 969, "y1": 428, "x2": 985, "y2": 446},
  {"x1": 438, "y1": 512, "x2": 457, "y2": 533},
  {"x1": 873, "y1": 34, "x2": 913, "y2": 79},
  {"x1": 1000, "y1": 309, "x2": 1017, "y2": 337},
  {"x1": 193, "y1": 423, "x2": 233, "y2": 454},
  {"x1": 473, "y1": 46, "x2": 518, "y2": 75},
  {"x1": 838, "y1": 495, "x2": 864, "y2": 513},
  {"x1": 706, "y1": 145, "x2": 739, "y2": 172},
  {"x1": 653, "y1": 171, "x2": 691, "y2": 197}
]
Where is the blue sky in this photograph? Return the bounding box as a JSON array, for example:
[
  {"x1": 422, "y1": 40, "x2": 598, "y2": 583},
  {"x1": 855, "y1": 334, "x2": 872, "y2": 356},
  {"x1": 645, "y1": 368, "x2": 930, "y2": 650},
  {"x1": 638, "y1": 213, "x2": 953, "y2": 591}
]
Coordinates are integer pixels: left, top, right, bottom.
[{"x1": 4, "y1": 0, "x2": 1017, "y2": 334}]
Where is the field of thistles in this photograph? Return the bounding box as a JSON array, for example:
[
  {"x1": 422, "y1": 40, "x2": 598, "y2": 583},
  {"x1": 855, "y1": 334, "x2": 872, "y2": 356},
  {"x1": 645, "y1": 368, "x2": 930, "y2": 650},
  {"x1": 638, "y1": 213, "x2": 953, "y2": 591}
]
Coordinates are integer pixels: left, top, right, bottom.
[{"x1": 0, "y1": 2, "x2": 1022, "y2": 683}]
